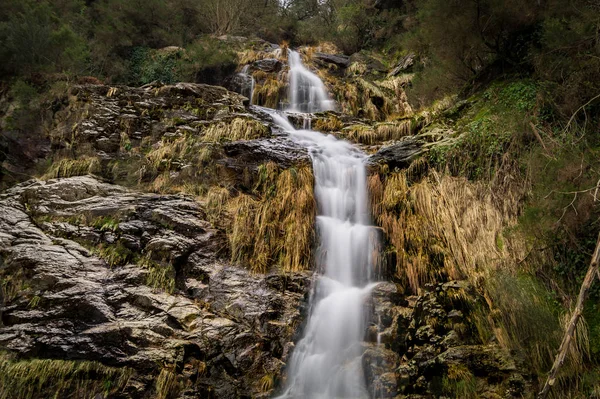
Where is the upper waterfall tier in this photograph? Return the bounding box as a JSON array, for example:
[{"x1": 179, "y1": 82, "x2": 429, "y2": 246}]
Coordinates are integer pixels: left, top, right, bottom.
[{"x1": 288, "y1": 50, "x2": 335, "y2": 113}]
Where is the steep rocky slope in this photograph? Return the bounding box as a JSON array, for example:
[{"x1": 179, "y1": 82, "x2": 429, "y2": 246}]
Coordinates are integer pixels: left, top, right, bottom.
[
  {"x1": 1, "y1": 44, "x2": 590, "y2": 398},
  {"x1": 0, "y1": 175, "x2": 311, "y2": 398}
]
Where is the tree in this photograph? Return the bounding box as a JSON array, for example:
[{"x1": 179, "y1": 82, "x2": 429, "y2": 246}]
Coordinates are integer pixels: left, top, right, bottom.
[{"x1": 0, "y1": 0, "x2": 88, "y2": 77}]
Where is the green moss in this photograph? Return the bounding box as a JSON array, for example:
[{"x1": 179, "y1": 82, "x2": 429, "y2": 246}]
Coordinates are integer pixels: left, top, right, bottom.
[{"x1": 427, "y1": 79, "x2": 539, "y2": 180}]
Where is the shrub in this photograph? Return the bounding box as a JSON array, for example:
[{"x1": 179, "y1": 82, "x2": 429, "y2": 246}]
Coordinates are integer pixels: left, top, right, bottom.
[{"x1": 176, "y1": 38, "x2": 237, "y2": 86}]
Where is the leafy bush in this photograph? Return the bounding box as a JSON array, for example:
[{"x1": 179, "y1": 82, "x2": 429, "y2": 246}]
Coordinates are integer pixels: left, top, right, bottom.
[
  {"x1": 128, "y1": 47, "x2": 181, "y2": 85},
  {"x1": 428, "y1": 80, "x2": 537, "y2": 180},
  {"x1": 0, "y1": 0, "x2": 88, "y2": 77},
  {"x1": 176, "y1": 39, "x2": 237, "y2": 85}
]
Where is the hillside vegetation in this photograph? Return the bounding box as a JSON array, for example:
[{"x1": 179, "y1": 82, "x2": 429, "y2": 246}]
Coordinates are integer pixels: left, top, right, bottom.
[{"x1": 1, "y1": 0, "x2": 600, "y2": 398}]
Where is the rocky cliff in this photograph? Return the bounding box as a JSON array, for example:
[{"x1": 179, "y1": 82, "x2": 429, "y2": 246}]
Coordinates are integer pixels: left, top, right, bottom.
[{"x1": 1, "y1": 61, "x2": 541, "y2": 398}]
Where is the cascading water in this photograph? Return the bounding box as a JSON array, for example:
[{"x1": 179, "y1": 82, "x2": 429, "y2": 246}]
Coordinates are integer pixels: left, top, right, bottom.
[
  {"x1": 269, "y1": 50, "x2": 378, "y2": 399},
  {"x1": 237, "y1": 65, "x2": 255, "y2": 104},
  {"x1": 288, "y1": 51, "x2": 335, "y2": 113}
]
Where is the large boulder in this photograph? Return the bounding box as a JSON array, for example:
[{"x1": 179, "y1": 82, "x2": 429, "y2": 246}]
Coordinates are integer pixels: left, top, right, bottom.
[{"x1": 368, "y1": 137, "x2": 424, "y2": 170}]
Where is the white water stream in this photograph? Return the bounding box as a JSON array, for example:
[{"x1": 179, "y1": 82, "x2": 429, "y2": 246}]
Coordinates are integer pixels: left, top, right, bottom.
[
  {"x1": 270, "y1": 51, "x2": 378, "y2": 399},
  {"x1": 288, "y1": 50, "x2": 335, "y2": 113},
  {"x1": 238, "y1": 65, "x2": 255, "y2": 104}
]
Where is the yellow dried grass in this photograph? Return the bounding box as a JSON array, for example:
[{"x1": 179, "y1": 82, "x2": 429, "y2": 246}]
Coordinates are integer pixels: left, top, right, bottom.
[
  {"x1": 202, "y1": 117, "x2": 269, "y2": 142},
  {"x1": 227, "y1": 163, "x2": 316, "y2": 273},
  {"x1": 0, "y1": 355, "x2": 132, "y2": 399},
  {"x1": 369, "y1": 169, "x2": 527, "y2": 293}
]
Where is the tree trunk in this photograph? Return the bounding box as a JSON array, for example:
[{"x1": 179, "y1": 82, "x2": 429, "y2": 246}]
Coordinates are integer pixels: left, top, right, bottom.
[{"x1": 538, "y1": 232, "x2": 600, "y2": 399}]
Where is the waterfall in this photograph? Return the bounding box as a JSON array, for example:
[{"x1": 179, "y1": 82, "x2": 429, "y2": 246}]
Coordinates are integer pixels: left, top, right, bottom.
[
  {"x1": 269, "y1": 50, "x2": 378, "y2": 399},
  {"x1": 237, "y1": 65, "x2": 255, "y2": 104},
  {"x1": 288, "y1": 51, "x2": 335, "y2": 113}
]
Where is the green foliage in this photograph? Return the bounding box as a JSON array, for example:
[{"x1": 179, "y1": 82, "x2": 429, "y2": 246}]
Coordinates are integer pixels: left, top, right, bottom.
[
  {"x1": 4, "y1": 79, "x2": 41, "y2": 132},
  {"x1": 330, "y1": 1, "x2": 378, "y2": 54},
  {"x1": 492, "y1": 80, "x2": 538, "y2": 112},
  {"x1": 43, "y1": 157, "x2": 101, "y2": 179},
  {"x1": 91, "y1": 216, "x2": 120, "y2": 232},
  {"x1": 9, "y1": 80, "x2": 38, "y2": 106},
  {"x1": 176, "y1": 38, "x2": 237, "y2": 85},
  {"x1": 532, "y1": 2, "x2": 600, "y2": 118},
  {"x1": 96, "y1": 242, "x2": 137, "y2": 268},
  {"x1": 0, "y1": 0, "x2": 88, "y2": 77},
  {"x1": 584, "y1": 303, "x2": 600, "y2": 358},
  {"x1": 483, "y1": 271, "x2": 562, "y2": 374},
  {"x1": 143, "y1": 259, "x2": 176, "y2": 294},
  {"x1": 428, "y1": 80, "x2": 536, "y2": 180},
  {"x1": 442, "y1": 363, "x2": 477, "y2": 399},
  {"x1": 128, "y1": 47, "x2": 180, "y2": 85}
]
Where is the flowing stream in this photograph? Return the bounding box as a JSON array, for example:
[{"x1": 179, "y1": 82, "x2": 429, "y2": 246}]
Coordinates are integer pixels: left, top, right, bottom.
[
  {"x1": 269, "y1": 51, "x2": 378, "y2": 399},
  {"x1": 288, "y1": 50, "x2": 335, "y2": 113}
]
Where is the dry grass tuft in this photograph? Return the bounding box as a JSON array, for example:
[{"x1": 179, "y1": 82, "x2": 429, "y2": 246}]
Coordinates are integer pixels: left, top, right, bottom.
[
  {"x1": 0, "y1": 354, "x2": 132, "y2": 399},
  {"x1": 238, "y1": 49, "x2": 273, "y2": 65},
  {"x1": 227, "y1": 163, "x2": 316, "y2": 273},
  {"x1": 259, "y1": 374, "x2": 274, "y2": 393},
  {"x1": 43, "y1": 157, "x2": 101, "y2": 179},
  {"x1": 370, "y1": 169, "x2": 526, "y2": 292},
  {"x1": 253, "y1": 77, "x2": 287, "y2": 109},
  {"x1": 339, "y1": 120, "x2": 413, "y2": 145},
  {"x1": 202, "y1": 117, "x2": 269, "y2": 142},
  {"x1": 206, "y1": 186, "x2": 232, "y2": 225},
  {"x1": 155, "y1": 367, "x2": 181, "y2": 399},
  {"x1": 369, "y1": 163, "x2": 592, "y2": 388},
  {"x1": 313, "y1": 115, "x2": 344, "y2": 132}
]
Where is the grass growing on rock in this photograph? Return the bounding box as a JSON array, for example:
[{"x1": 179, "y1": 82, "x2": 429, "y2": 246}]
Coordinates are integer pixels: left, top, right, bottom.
[
  {"x1": 369, "y1": 167, "x2": 526, "y2": 292},
  {"x1": 202, "y1": 117, "x2": 269, "y2": 142},
  {"x1": 155, "y1": 367, "x2": 182, "y2": 399},
  {"x1": 43, "y1": 157, "x2": 101, "y2": 179},
  {"x1": 0, "y1": 354, "x2": 132, "y2": 399},
  {"x1": 253, "y1": 76, "x2": 287, "y2": 109},
  {"x1": 369, "y1": 76, "x2": 600, "y2": 395},
  {"x1": 339, "y1": 120, "x2": 413, "y2": 145},
  {"x1": 369, "y1": 165, "x2": 592, "y2": 391},
  {"x1": 226, "y1": 163, "x2": 316, "y2": 273}
]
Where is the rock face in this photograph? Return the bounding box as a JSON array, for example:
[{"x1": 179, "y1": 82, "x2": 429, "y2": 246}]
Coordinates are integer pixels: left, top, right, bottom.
[
  {"x1": 1, "y1": 77, "x2": 533, "y2": 399},
  {"x1": 0, "y1": 176, "x2": 311, "y2": 398},
  {"x1": 50, "y1": 82, "x2": 248, "y2": 162},
  {"x1": 253, "y1": 59, "x2": 283, "y2": 73},
  {"x1": 366, "y1": 281, "x2": 532, "y2": 398},
  {"x1": 389, "y1": 53, "x2": 416, "y2": 76},
  {"x1": 368, "y1": 137, "x2": 424, "y2": 170},
  {"x1": 313, "y1": 52, "x2": 351, "y2": 68}
]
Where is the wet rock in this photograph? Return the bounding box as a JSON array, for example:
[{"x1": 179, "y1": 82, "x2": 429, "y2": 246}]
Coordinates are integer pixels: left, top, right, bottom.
[
  {"x1": 389, "y1": 53, "x2": 416, "y2": 76},
  {"x1": 314, "y1": 52, "x2": 350, "y2": 68},
  {"x1": 367, "y1": 281, "x2": 532, "y2": 398},
  {"x1": 48, "y1": 83, "x2": 249, "y2": 164},
  {"x1": 253, "y1": 58, "x2": 283, "y2": 73},
  {"x1": 0, "y1": 176, "x2": 311, "y2": 398},
  {"x1": 368, "y1": 137, "x2": 424, "y2": 170},
  {"x1": 222, "y1": 138, "x2": 310, "y2": 173},
  {"x1": 349, "y1": 53, "x2": 387, "y2": 74}
]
